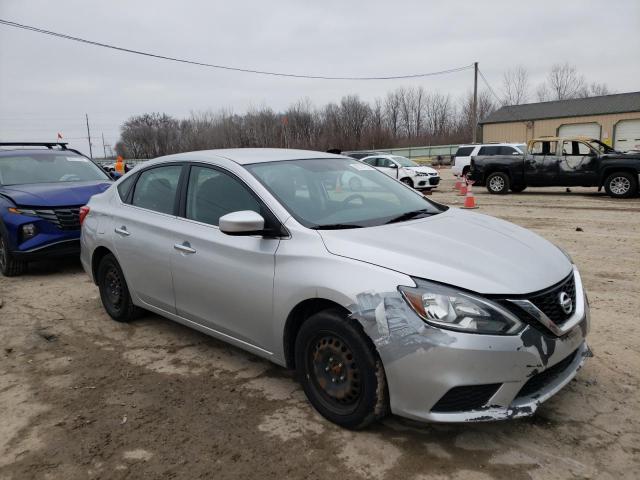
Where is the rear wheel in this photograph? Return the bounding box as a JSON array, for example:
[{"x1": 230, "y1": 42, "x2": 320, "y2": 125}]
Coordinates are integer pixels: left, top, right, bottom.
[
  {"x1": 400, "y1": 178, "x2": 414, "y2": 188},
  {"x1": 97, "y1": 253, "x2": 141, "y2": 322},
  {"x1": 0, "y1": 232, "x2": 26, "y2": 277},
  {"x1": 604, "y1": 172, "x2": 637, "y2": 198},
  {"x1": 295, "y1": 309, "x2": 388, "y2": 429},
  {"x1": 486, "y1": 172, "x2": 510, "y2": 194}
]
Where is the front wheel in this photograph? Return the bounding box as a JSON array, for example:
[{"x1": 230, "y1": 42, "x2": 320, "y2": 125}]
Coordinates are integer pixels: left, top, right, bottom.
[
  {"x1": 604, "y1": 172, "x2": 637, "y2": 198},
  {"x1": 295, "y1": 309, "x2": 389, "y2": 429},
  {"x1": 97, "y1": 253, "x2": 142, "y2": 322},
  {"x1": 486, "y1": 172, "x2": 510, "y2": 194},
  {"x1": 400, "y1": 178, "x2": 414, "y2": 188},
  {"x1": 0, "y1": 232, "x2": 26, "y2": 277}
]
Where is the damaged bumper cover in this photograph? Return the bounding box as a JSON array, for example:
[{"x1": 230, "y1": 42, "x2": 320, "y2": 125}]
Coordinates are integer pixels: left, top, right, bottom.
[{"x1": 349, "y1": 269, "x2": 591, "y2": 423}]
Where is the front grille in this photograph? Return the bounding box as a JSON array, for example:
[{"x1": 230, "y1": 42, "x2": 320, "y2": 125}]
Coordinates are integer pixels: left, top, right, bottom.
[
  {"x1": 431, "y1": 383, "x2": 501, "y2": 413},
  {"x1": 429, "y1": 177, "x2": 441, "y2": 185},
  {"x1": 33, "y1": 207, "x2": 81, "y2": 230},
  {"x1": 516, "y1": 349, "x2": 578, "y2": 399},
  {"x1": 529, "y1": 274, "x2": 576, "y2": 325}
]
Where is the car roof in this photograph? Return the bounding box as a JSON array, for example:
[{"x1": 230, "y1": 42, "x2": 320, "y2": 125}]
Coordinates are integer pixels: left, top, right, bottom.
[
  {"x1": 361, "y1": 154, "x2": 406, "y2": 159},
  {"x1": 0, "y1": 148, "x2": 83, "y2": 157},
  {"x1": 529, "y1": 136, "x2": 598, "y2": 143},
  {"x1": 457, "y1": 143, "x2": 524, "y2": 148},
  {"x1": 156, "y1": 148, "x2": 347, "y2": 165}
]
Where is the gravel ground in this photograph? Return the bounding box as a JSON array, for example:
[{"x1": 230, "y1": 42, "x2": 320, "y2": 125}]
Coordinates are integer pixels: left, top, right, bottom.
[{"x1": 1, "y1": 171, "x2": 639, "y2": 480}]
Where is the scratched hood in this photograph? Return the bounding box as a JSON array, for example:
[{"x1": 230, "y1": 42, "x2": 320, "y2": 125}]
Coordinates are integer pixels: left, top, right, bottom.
[
  {"x1": 318, "y1": 208, "x2": 572, "y2": 295},
  {"x1": 0, "y1": 181, "x2": 112, "y2": 207}
]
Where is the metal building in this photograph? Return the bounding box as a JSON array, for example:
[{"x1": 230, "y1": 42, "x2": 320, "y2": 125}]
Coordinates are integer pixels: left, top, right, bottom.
[{"x1": 480, "y1": 92, "x2": 640, "y2": 151}]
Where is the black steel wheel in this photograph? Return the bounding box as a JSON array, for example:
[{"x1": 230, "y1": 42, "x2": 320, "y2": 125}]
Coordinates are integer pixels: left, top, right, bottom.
[
  {"x1": 309, "y1": 333, "x2": 362, "y2": 413},
  {"x1": 0, "y1": 232, "x2": 26, "y2": 277},
  {"x1": 97, "y1": 253, "x2": 141, "y2": 322},
  {"x1": 295, "y1": 309, "x2": 388, "y2": 429}
]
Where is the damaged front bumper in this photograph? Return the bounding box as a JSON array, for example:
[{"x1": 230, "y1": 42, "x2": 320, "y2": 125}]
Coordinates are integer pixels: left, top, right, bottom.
[{"x1": 349, "y1": 276, "x2": 591, "y2": 423}]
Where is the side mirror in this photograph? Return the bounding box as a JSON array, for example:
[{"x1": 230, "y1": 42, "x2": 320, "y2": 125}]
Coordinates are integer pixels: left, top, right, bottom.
[
  {"x1": 389, "y1": 163, "x2": 398, "y2": 168},
  {"x1": 219, "y1": 210, "x2": 265, "y2": 236}
]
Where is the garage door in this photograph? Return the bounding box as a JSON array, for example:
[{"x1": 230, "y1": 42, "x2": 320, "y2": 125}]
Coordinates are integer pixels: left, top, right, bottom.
[
  {"x1": 558, "y1": 123, "x2": 601, "y2": 139},
  {"x1": 614, "y1": 119, "x2": 640, "y2": 152}
]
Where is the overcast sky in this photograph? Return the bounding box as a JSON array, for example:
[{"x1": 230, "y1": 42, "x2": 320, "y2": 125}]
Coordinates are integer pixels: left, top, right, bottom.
[{"x1": 1, "y1": 0, "x2": 639, "y2": 156}]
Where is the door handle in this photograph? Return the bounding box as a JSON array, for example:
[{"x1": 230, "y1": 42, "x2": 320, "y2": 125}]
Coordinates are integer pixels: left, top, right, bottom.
[
  {"x1": 114, "y1": 226, "x2": 130, "y2": 236},
  {"x1": 174, "y1": 242, "x2": 196, "y2": 254}
]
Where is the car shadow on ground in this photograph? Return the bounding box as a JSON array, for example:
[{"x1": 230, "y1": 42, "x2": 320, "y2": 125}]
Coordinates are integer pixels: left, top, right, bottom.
[{"x1": 21, "y1": 257, "x2": 84, "y2": 277}]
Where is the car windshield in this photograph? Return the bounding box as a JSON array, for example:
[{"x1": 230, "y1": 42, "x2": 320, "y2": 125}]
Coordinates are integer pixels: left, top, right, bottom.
[
  {"x1": 392, "y1": 156, "x2": 418, "y2": 167},
  {"x1": 247, "y1": 158, "x2": 446, "y2": 229},
  {"x1": 515, "y1": 144, "x2": 526, "y2": 153},
  {"x1": 588, "y1": 140, "x2": 618, "y2": 154},
  {"x1": 0, "y1": 151, "x2": 110, "y2": 186}
]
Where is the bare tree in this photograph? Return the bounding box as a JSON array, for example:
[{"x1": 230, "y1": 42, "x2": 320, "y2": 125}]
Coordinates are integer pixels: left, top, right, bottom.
[
  {"x1": 501, "y1": 65, "x2": 530, "y2": 105},
  {"x1": 384, "y1": 90, "x2": 402, "y2": 139},
  {"x1": 538, "y1": 63, "x2": 586, "y2": 101},
  {"x1": 578, "y1": 82, "x2": 613, "y2": 98}
]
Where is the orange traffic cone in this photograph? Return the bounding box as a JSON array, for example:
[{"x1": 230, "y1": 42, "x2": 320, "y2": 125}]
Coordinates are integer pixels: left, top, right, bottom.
[
  {"x1": 454, "y1": 175, "x2": 463, "y2": 191},
  {"x1": 461, "y1": 182, "x2": 478, "y2": 209},
  {"x1": 458, "y1": 181, "x2": 467, "y2": 196}
]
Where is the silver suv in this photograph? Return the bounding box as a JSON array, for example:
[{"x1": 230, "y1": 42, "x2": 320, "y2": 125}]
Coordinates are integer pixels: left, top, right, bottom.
[{"x1": 81, "y1": 148, "x2": 590, "y2": 428}]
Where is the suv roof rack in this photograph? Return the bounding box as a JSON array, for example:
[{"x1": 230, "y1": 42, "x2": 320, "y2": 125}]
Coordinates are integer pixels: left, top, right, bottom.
[{"x1": 0, "y1": 142, "x2": 69, "y2": 149}]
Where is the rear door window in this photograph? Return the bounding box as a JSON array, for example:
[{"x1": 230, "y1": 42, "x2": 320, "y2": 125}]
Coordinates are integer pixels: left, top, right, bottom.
[
  {"x1": 478, "y1": 146, "x2": 500, "y2": 155},
  {"x1": 131, "y1": 165, "x2": 183, "y2": 215},
  {"x1": 455, "y1": 147, "x2": 474, "y2": 157},
  {"x1": 498, "y1": 146, "x2": 520, "y2": 155}
]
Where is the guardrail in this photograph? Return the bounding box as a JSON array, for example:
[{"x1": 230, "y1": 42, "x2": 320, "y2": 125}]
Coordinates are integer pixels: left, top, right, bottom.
[{"x1": 346, "y1": 144, "x2": 459, "y2": 164}]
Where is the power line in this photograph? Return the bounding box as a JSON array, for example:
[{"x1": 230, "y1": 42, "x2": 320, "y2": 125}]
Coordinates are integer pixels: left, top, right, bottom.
[
  {"x1": 0, "y1": 19, "x2": 474, "y2": 81},
  {"x1": 477, "y1": 68, "x2": 506, "y2": 105}
]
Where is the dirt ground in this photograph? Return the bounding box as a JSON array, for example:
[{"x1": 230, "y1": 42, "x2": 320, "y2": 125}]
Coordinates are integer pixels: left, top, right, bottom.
[{"x1": 1, "y1": 171, "x2": 639, "y2": 480}]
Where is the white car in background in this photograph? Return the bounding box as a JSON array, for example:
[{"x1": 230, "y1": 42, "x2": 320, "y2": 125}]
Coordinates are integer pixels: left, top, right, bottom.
[
  {"x1": 360, "y1": 154, "x2": 440, "y2": 190},
  {"x1": 452, "y1": 143, "x2": 526, "y2": 177}
]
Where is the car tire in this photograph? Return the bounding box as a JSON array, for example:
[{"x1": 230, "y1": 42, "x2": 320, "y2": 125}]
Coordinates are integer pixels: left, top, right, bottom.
[
  {"x1": 604, "y1": 171, "x2": 637, "y2": 199},
  {"x1": 400, "y1": 178, "x2": 414, "y2": 188},
  {"x1": 0, "y1": 232, "x2": 26, "y2": 277},
  {"x1": 486, "y1": 172, "x2": 510, "y2": 194},
  {"x1": 349, "y1": 177, "x2": 363, "y2": 191},
  {"x1": 97, "y1": 253, "x2": 142, "y2": 322},
  {"x1": 462, "y1": 166, "x2": 470, "y2": 178},
  {"x1": 511, "y1": 185, "x2": 527, "y2": 193},
  {"x1": 294, "y1": 309, "x2": 389, "y2": 429}
]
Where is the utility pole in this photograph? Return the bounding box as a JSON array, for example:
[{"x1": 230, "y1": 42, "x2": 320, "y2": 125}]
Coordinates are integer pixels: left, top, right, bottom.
[
  {"x1": 101, "y1": 132, "x2": 107, "y2": 159},
  {"x1": 472, "y1": 62, "x2": 478, "y2": 143},
  {"x1": 85, "y1": 113, "x2": 93, "y2": 159}
]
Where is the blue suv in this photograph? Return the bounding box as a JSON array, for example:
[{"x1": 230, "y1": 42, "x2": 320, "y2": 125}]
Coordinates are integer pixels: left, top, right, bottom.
[{"x1": 0, "y1": 143, "x2": 113, "y2": 276}]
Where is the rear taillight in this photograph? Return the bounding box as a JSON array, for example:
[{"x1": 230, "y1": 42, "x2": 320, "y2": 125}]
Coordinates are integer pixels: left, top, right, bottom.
[{"x1": 79, "y1": 206, "x2": 90, "y2": 225}]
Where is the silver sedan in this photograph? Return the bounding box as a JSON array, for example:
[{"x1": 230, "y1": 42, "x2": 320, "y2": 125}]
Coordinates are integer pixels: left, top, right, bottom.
[{"x1": 80, "y1": 149, "x2": 590, "y2": 428}]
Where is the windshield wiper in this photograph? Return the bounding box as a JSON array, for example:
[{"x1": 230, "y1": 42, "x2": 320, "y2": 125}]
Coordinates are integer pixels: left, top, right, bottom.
[
  {"x1": 385, "y1": 209, "x2": 434, "y2": 224},
  {"x1": 311, "y1": 223, "x2": 364, "y2": 230}
]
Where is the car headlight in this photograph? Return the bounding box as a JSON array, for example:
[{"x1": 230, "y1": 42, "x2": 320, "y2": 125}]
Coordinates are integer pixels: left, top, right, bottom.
[
  {"x1": 8, "y1": 207, "x2": 38, "y2": 216},
  {"x1": 399, "y1": 279, "x2": 524, "y2": 335}
]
